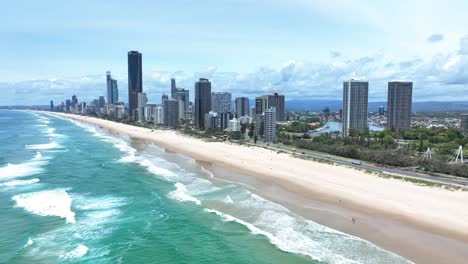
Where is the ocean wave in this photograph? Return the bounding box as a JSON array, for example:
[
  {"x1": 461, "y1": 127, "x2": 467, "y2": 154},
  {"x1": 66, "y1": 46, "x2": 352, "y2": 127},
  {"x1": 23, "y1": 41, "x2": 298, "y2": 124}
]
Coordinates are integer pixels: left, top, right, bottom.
[
  {"x1": 26, "y1": 141, "x2": 62, "y2": 150},
  {"x1": 61, "y1": 244, "x2": 88, "y2": 260},
  {"x1": 0, "y1": 160, "x2": 46, "y2": 180},
  {"x1": 12, "y1": 189, "x2": 76, "y2": 223},
  {"x1": 0, "y1": 178, "x2": 40, "y2": 187},
  {"x1": 168, "y1": 182, "x2": 201, "y2": 205}
]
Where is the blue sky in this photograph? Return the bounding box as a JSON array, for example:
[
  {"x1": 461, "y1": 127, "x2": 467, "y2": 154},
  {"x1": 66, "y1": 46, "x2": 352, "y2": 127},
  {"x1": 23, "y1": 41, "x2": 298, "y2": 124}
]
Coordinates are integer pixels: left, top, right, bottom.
[{"x1": 1, "y1": 0, "x2": 468, "y2": 104}]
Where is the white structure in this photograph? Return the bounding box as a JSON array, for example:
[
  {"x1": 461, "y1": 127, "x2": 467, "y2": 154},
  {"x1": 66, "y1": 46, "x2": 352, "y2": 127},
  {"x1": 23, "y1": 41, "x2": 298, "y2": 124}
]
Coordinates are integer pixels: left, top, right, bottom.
[
  {"x1": 144, "y1": 105, "x2": 155, "y2": 122},
  {"x1": 264, "y1": 107, "x2": 276, "y2": 142},
  {"x1": 137, "y1": 93, "x2": 147, "y2": 122},
  {"x1": 153, "y1": 106, "x2": 163, "y2": 125},
  {"x1": 228, "y1": 118, "x2": 240, "y2": 132}
]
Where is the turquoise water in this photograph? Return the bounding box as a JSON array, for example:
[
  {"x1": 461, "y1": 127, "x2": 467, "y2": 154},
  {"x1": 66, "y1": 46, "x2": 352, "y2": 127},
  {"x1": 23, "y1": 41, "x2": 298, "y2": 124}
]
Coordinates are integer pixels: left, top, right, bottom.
[{"x1": 0, "y1": 110, "x2": 410, "y2": 264}]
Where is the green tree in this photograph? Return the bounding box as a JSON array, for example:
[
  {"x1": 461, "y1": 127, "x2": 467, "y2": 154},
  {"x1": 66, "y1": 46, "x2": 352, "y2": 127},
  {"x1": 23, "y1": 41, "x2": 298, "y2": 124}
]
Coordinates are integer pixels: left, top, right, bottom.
[{"x1": 248, "y1": 122, "x2": 255, "y2": 138}]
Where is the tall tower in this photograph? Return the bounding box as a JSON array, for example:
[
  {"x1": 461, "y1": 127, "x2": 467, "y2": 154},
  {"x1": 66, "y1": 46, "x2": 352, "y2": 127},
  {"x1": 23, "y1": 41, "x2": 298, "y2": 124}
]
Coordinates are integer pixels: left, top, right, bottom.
[
  {"x1": 342, "y1": 80, "x2": 369, "y2": 137},
  {"x1": 194, "y1": 78, "x2": 212, "y2": 130},
  {"x1": 235, "y1": 97, "x2": 250, "y2": 117},
  {"x1": 106, "y1": 71, "x2": 119, "y2": 104},
  {"x1": 128, "y1": 51, "x2": 143, "y2": 117},
  {"x1": 171, "y1": 78, "x2": 177, "y2": 98},
  {"x1": 387, "y1": 81, "x2": 413, "y2": 131},
  {"x1": 264, "y1": 107, "x2": 277, "y2": 142}
]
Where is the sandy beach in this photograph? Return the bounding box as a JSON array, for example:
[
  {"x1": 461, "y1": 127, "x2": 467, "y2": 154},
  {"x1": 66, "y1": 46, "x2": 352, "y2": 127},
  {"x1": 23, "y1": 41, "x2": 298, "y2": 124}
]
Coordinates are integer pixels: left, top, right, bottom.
[{"x1": 51, "y1": 113, "x2": 468, "y2": 264}]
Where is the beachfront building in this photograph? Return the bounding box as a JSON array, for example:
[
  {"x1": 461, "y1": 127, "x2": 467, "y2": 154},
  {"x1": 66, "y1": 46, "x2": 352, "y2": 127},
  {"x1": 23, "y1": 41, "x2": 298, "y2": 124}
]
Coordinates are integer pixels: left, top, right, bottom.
[
  {"x1": 175, "y1": 89, "x2": 190, "y2": 119},
  {"x1": 137, "y1": 92, "x2": 147, "y2": 122},
  {"x1": 461, "y1": 114, "x2": 468, "y2": 132},
  {"x1": 163, "y1": 98, "x2": 179, "y2": 127},
  {"x1": 153, "y1": 106, "x2": 163, "y2": 125},
  {"x1": 264, "y1": 107, "x2": 276, "y2": 142},
  {"x1": 204, "y1": 111, "x2": 219, "y2": 130},
  {"x1": 387, "y1": 81, "x2": 413, "y2": 131},
  {"x1": 211, "y1": 92, "x2": 232, "y2": 114},
  {"x1": 220, "y1": 112, "x2": 234, "y2": 130},
  {"x1": 106, "y1": 71, "x2": 119, "y2": 104},
  {"x1": 229, "y1": 118, "x2": 240, "y2": 132},
  {"x1": 235, "y1": 97, "x2": 250, "y2": 118},
  {"x1": 342, "y1": 79, "x2": 369, "y2": 137},
  {"x1": 145, "y1": 104, "x2": 156, "y2": 122},
  {"x1": 194, "y1": 78, "x2": 212, "y2": 130},
  {"x1": 128, "y1": 51, "x2": 143, "y2": 117},
  {"x1": 256, "y1": 93, "x2": 285, "y2": 122}
]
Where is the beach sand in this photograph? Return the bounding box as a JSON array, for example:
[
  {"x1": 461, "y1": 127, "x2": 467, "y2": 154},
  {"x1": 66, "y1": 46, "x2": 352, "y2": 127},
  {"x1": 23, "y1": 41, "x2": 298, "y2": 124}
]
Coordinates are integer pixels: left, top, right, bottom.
[{"x1": 51, "y1": 113, "x2": 468, "y2": 264}]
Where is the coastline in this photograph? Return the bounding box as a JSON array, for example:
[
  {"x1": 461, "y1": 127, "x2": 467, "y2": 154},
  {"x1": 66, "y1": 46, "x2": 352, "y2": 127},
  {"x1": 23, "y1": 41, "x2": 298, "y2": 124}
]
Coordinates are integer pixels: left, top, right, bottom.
[{"x1": 47, "y1": 112, "x2": 468, "y2": 263}]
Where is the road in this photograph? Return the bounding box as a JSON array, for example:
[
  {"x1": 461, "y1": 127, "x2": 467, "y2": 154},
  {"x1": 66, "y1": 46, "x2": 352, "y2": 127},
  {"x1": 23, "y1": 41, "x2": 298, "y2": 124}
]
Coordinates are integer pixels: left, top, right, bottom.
[{"x1": 254, "y1": 143, "x2": 468, "y2": 188}]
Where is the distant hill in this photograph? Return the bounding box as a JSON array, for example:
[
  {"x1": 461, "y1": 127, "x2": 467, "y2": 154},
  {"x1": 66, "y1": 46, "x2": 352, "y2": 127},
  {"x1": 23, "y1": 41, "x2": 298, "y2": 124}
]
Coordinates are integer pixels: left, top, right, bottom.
[{"x1": 285, "y1": 100, "x2": 468, "y2": 113}]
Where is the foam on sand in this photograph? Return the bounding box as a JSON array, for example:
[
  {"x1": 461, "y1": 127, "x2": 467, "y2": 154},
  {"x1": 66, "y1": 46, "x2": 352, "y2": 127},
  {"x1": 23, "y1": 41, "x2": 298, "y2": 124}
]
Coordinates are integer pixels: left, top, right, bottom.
[
  {"x1": 61, "y1": 244, "x2": 88, "y2": 260},
  {"x1": 12, "y1": 189, "x2": 76, "y2": 223},
  {"x1": 0, "y1": 178, "x2": 40, "y2": 187}
]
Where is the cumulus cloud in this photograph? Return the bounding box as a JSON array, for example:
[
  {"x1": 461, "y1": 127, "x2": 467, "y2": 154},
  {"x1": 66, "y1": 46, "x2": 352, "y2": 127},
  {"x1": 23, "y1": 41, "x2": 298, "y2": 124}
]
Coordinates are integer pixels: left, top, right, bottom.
[
  {"x1": 427, "y1": 33, "x2": 444, "y2": 43},
  {"x1": 2, "y1": 36, "x2": 468, "y2": 105}
]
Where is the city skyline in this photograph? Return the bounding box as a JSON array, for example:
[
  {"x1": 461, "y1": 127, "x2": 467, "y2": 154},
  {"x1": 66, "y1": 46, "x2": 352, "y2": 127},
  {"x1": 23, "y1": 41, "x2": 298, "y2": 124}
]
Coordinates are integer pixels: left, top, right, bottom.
[{"x1": 1, "y1": 1, "x2": 468, "y2": 105}]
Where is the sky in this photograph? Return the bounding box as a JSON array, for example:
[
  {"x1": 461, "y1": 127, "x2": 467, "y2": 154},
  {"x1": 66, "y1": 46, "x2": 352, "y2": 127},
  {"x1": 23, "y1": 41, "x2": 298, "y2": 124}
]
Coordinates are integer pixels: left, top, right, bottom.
[{"x1": 1, "y1": 0, "x2": 468, "y2": 105}]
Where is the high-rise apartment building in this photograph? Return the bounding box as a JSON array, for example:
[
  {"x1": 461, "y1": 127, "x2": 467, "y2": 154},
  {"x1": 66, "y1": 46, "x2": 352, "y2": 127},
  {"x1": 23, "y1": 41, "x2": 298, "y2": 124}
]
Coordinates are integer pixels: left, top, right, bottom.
[
  {"x1": 211, "y1": 92, "x2": 232, "y2": 113},
  {"x1": 387, "y1": 81, "x2": 413, "y2": 131},
  {"x1": 137, "y1": 92, "x2": 147, "y2": 122},
  {"x1": 256, "y1": 93, "x2": 285, "y2": 121},
  {"x1": 163, "y1": 98, "x2": 179, "y2": 127},
  {"x1": 106, "y1": 71, "x2": 119, "y2": 104},
  {"x1": 264, "y1": 107, "x2": 277, "y2": 142},
  {"x1": 128, "y1": 51, "x2": 142, "y2": 117},
  {"x1": 342, "y1": 80, "x2": 369, "y2": 137},
  {"x1": 235, "y1": 97, "x2": 250, "y2": 117},
  {"x1": 171, "y1": 78, "x2": 177, "y2": 98},
  {"x1": 194, "y1": 78, "x2": 212, "y2": 129}
]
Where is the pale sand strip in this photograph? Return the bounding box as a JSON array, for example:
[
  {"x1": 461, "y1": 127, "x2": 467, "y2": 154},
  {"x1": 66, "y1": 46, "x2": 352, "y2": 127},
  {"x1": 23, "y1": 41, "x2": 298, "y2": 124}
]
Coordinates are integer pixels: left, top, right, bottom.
[{"x1": 51, "y1": 113, "x2": 468, "y2": 263}]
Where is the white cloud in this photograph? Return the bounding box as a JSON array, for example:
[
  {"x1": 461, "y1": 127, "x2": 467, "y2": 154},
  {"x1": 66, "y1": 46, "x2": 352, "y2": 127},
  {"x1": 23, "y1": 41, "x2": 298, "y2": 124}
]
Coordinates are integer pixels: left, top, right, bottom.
[{"x1": 2, "y1": 35, "x2": 468, "y2": 105}]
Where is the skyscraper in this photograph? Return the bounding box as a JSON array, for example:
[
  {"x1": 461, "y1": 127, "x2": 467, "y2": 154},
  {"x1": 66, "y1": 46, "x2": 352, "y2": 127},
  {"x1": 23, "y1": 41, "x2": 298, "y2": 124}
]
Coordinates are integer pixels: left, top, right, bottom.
[
  {"x1": 98, "y1": 96, "x2": 106, "y2": 110},
  {"x1": 194, "y1": 78, "x2": 212, "y2": 129},
  {"x1": 387, "y1": 81, "x2": 413, "y2": 131},
  {"x1": 211, "y1": 92, "x2": 232, "y2": 113},
  {"x1": 342, "y1": 80, "x2": 369, "y2": 137},
  {"x1": 163, "y1": 98, "x2": 179, "y2": 127},
  {"x1": 171, "y1": 78, "x2": 177, "y2": 98},
  {"x1": 264, "y1": 107, "x2": 277, "y2": 142},
  {"x1": 235, "y1": 97, "x2": 250, "y2": 117},
  {"x1": 106, "y1": 71, "x2": 119, "y2": 105},
  {"x1": 50, "y1": 100, "x2": 54, "y2": 110},
  {"x1": 256, "y1": 93, "x2": 285, "y2": 121},
  {"x1": 128, "y1": 51, "x2": 142, "y2": 117},
  {"x1": 175, "y1": 88, "x2": 190, "y2": 119},
  {"x1": 137, "y1": 92, "x2": 147, "y2": 122}
]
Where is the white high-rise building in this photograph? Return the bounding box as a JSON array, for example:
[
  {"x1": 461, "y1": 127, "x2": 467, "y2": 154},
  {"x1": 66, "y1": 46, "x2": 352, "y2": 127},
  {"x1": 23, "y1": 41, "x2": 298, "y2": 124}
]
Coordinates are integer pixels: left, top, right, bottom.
[
  {"x1": 137, "y1": 92, "x2": 147, "y2": 122},
  {"x1": 342, "y1": 80, "x2": 368, "y2": 137},
  {"x1": 264, "y1": 107, "x2": 276, "y2": 143},
  {"x1": 229, "y1": 118, "x2": 240, "y2": 132},
  {"x1": 153, "y1": 106, "x2": 163, "y2": 125}
]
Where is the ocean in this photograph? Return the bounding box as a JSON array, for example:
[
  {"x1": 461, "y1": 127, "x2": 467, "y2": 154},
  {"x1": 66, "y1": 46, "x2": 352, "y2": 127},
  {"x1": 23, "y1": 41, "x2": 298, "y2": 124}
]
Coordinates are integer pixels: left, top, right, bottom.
[{"x1": 0, "y1": 110, "x2": 411, "y2": 264}]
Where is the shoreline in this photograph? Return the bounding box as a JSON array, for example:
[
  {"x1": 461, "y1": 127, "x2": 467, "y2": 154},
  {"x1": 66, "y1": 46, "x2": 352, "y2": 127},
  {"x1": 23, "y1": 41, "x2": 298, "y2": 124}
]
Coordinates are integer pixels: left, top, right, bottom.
[{"x1": 47, "y1": 112, "x2": 468, "y2": 263}]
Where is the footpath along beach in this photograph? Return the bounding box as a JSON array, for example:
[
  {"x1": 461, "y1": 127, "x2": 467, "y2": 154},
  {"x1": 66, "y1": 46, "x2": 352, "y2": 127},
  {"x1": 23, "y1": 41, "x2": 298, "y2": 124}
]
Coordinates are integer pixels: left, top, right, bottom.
[{"x1": 50, "y1": 112, "x2": 468, "y2": 264}]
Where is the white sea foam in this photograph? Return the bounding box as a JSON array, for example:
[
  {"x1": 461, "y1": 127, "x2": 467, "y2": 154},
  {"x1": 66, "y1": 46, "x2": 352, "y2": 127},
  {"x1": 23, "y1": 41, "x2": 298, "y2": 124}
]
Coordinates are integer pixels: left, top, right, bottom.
[
  {"x1": 0, "y1": 178, "x2": 40, "y2": 187},
  {"x1": 168, "y1": 182, "x2": 201, "y2": 205},
  {"x1": 223, "y1": 195, "x2": 234, "y2": 204},
  {"x1": 0, "y1": 161, "x2": 46, "y2": 179},
  {"x1": 61, "y1": 244, "x2": 88, "y2": 260},
  {"x1": 26, "y1": 141, "x2": 62, "y2": 150},
  {"x1": 12, "y1": 189, "x2": 76, "y2": 223},
  {"x1": 34, "y1": 152, "x2": 42, "y2": 159}
]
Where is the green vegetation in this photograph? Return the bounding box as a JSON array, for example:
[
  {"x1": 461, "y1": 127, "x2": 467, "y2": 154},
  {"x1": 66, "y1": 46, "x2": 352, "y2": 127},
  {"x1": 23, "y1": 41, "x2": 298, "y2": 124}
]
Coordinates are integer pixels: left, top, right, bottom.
[{"x1": 277, "y1": 126, "x2": 468, "y2": 178}]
